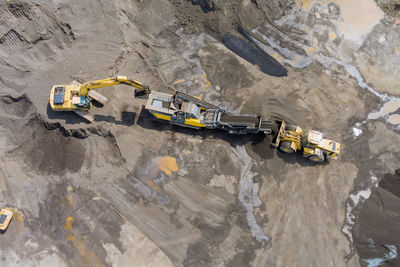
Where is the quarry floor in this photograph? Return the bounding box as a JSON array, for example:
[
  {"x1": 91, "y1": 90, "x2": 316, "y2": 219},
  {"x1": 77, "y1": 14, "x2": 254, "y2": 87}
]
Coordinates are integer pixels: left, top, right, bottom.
[{"x1": 0, "y1": 0, "x2": 399, "y2": 266}]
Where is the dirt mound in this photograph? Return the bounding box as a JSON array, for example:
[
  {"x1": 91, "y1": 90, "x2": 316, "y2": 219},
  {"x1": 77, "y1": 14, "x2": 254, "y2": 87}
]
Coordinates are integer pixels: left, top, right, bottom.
[
  {"x1": 0, "y1": 1, "x2": 75, "y2": 57},
  {"x1": 0, "y1": 94, "x2": 34, "y2": 118},
  {"x1": 374, "y1": 0, "x2": 400, "y2": 16},
  {"x1": 0, "y1": 2, "x2": 73, "y2": 52},
  {"x1": 0, "y1": 94, "x2": 125, "y2": 175},
  {"x1": 171, "y1": 0, "x2": 295, "y2": 39}
]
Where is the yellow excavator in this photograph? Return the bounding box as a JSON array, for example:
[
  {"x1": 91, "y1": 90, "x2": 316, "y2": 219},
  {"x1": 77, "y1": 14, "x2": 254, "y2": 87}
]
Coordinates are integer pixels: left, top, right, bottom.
[
  {"x1": 49, "y1": 75, "x2": 150, "y2": 122},
  {"x1": 273, "y1": 121, "x2": 340, "y2": 162}
]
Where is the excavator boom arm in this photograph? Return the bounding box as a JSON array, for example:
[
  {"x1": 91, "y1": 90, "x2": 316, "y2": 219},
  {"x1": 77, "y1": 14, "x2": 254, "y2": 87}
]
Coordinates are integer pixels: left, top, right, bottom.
[{"x1": 78, "y1": 75, "x2": 149, "y2": 96}]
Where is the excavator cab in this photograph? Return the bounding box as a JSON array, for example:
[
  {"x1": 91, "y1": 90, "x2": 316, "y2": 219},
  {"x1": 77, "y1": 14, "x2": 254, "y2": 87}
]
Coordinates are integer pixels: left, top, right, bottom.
[
  {"x1": 53, "y1": 86, "x2": 65, "y2": 105},
  {"x1": 50, "y1": 84, "x2": 92, "y2": 112}
]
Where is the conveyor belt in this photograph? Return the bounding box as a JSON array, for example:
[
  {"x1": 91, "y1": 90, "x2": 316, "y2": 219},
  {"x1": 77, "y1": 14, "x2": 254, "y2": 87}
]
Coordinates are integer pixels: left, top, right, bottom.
[
  {"x1": 220, "y1": 114, "x2": 259, "y2": 124},
  {"x1": 220, "y1": 114, "x2": 260, "y2": 129}
]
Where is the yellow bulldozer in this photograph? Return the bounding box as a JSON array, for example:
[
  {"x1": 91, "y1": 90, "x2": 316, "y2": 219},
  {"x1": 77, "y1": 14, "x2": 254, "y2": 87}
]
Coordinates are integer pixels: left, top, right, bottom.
[{"x1": 273, "y1": 121, "x2": 340, "y2": 162}]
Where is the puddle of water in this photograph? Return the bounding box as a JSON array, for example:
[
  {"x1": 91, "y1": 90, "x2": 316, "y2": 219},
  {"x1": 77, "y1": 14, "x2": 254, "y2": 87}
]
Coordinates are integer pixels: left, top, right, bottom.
[
  {"x1": 362, "y1": 241, "x2": 398, "y2": 267},
  {"x1": 342, "y1": 175, "x2": 378, "y2": 244},
  {"x1": 368, "y1": 99, "x2": 400, "y2": 120},
  {"x1": 295, "y1": 0, "x2": 384, "y2": 47},
  {"x1": 388, "y1": 114, "x2": 400, "y2": 125},
  {"x1": 232, "y1": 146, "x2": 270, "y2": 244}
]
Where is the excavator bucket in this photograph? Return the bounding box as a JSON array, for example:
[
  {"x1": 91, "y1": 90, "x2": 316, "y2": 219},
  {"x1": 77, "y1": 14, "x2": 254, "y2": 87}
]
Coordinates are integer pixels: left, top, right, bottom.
[
  {"x1": 87, "y1": 90, "x2": 108, "y2": 105},
  {"x1": 134, "y1": 88, "x2": 150, "y2": 99}
]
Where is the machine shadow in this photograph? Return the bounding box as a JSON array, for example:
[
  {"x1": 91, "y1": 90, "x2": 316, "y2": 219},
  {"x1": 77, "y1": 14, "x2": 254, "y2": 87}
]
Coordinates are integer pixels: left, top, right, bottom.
[
  {"x1": 46, "y1": 102, "x2": 136, "y2": 126},
  {"x1": 46, "y1": 102, "x2": 84, "y2": 125},
  {"x1": 94, "y1": 112, "x2": 136, "y2": 126},
  {"x1": 276, "y1": 150, "x2": 326, "y2": 167},
  {"x1": 136, "y1": 106, "x2": 323, "y2": 167}
]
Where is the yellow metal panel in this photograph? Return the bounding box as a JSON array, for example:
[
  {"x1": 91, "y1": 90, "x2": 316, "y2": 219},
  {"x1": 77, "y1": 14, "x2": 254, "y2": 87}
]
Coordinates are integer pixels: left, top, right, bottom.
[
  {"x1": 184, "y1": 118, "x2": 206, "y2": 127},
  {"x1": 289, "y1": 141, "x2": 299, "y2": 152},
  {"x1": 303, "y1": 147, "x2": 314, "y2": 156},
  {"x1": 152, "y1": 112, "x2": 171, "y2": 121}
]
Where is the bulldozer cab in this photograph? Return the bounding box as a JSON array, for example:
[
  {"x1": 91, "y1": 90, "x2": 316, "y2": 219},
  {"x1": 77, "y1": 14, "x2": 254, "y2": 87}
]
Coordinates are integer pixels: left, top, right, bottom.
[
  {"x1": 304, "y1": 130, "x2": 340, "y2": 153},
  {"x1": 305, "y1": 130, "x2": 323, "y2": 147}
]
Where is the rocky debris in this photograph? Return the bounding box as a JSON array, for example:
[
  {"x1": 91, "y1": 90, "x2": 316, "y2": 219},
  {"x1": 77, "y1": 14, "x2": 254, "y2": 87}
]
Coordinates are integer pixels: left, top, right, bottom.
[{"x1": 375, "y1": 0, "x2": 400, "y2": 16}]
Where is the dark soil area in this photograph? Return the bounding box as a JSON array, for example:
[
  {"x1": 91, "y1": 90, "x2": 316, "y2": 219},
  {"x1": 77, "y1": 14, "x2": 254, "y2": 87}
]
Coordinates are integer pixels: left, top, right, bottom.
[{"x1": 354, "y1": 170, "x2": 400, "y2": 265}]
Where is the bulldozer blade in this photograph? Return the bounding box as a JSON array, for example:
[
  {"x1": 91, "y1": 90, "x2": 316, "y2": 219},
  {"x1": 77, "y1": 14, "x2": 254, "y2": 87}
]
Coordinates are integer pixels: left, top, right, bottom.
[
  {"x1": 73, "y1": 110, "x2": 94, "y2": 123},
  {"x1": 88, "y1": 90, "x2": 108, "y2": 105}
]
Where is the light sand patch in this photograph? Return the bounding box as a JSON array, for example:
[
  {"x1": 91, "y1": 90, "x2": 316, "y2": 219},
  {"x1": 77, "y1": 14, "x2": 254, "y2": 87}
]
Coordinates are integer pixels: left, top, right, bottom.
[
  {"x1": 209, "y1": 174, "x2": 236, "y2": 194},
  {"x1": 103, "y1": 223, "x2": 174, "y2": 267},
  {"x1": 388, "y1": 114, "x2": 400, "y2": 125},
  {"x1": 295, "y1": 0, "x2": 383, "y2": 46},
  {"x1": 368, "y1": 99, "x2": 400, "y2": 121}
]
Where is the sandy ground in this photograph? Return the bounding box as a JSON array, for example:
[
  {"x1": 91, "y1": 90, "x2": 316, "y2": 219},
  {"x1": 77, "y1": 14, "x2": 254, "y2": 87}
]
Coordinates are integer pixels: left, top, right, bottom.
[{"x1": 0, "y1": 0, "x2": 399, "y2": 266}]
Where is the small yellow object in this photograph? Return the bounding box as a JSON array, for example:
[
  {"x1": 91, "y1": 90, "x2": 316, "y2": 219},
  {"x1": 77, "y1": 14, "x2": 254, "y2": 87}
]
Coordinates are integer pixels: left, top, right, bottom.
[
  {"x1": 173, "y1": 79, "x2": 185, "y2": 85},
  {"x1": 151, "y1": 112, "x2": 172, "y2": 121},
  {"x1": 0, "y1": 208, "x2": 13, "y2": 231},
  {"x1": 184, "y1": 118, "x2": 206, "y2": 128},
  {"x1": 154, "y1": 157, "x2": 179, "y2": 176}
]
